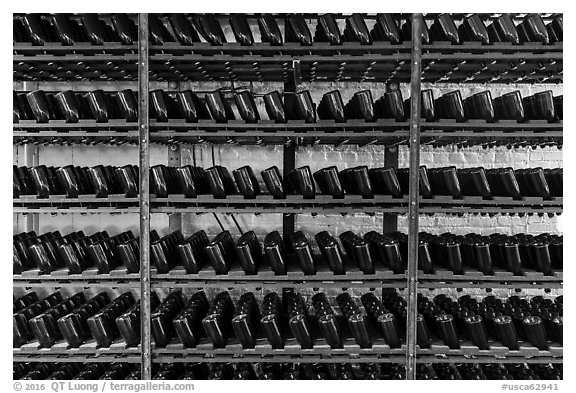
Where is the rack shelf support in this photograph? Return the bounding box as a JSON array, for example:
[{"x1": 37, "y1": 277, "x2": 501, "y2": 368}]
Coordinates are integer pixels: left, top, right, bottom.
[
  {"x1": 406, "y1": 12, "x2": 423, "y2": 381},
  {"x1": 138, "y1": 13, "x2": 152, "y2": 381}
]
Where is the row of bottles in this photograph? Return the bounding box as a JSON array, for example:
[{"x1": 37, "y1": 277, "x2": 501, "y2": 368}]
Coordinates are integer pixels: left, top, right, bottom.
[
  {"x1": 14, "y1": 13, "x2": 563, "y2": 47},
  {"x1": 14, "y1": 163, "x2": 563, "y2": 200},
  {"x1": 15, "y1": 227, "x2": 563, "y2": 276},
  {"x1": 15, "y1": 288, "x2": 563, "y2": 351},
  {"x1": 14, "y1": 289, "x2": 408, "y2": 350},
  {"x1": 15, "y1": 87, "x2": 562, "y2": 125}
]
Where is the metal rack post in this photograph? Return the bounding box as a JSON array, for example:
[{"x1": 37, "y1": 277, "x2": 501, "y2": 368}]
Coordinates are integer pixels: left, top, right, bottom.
[
  {"x1": 406, "y1": 12, "x2": 423, "y2": 380},
  {"x1": 137, "y1": 13, "x2": 152, "y2": 380}
]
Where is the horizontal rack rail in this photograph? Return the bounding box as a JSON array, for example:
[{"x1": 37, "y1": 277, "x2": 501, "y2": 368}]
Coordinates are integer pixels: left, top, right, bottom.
[
  {"x1": 421, "y1": 42, "x2": 562, "y2": 54},
  {"x1": 12, "y1": 206, "x2": 140, "y2": 214},
  {"x1": 14, "y1": 122, "x2": 139, "y2": 145},
  {"x1": 12, "y1": 272, "x2": 405, "y2": 290},
  {"x1": 152, "y1": 280, "x2": 404, "y2": 290},
  {"x1": 154, "y1": 335, "x2": 406, "y2": 363},
  {"x1": 150, "y1": 120, "x2": 410, "y2": 132},
  {"x1": 422, "y1": 51, "x2": 562, "y2": 60},
  {"x1": 14, "y1": 196, "x2": 138, "y2": 203},
  {"x1": 14, "y1": 339, "x2": 141, "y2": 363},
  {"x1": 152, "y1": 267, "x2": 404, "y2": 281},
  {"x1": 416, "y1": 355, "x2": 562, "y2": 364},
  {"x1": 14, "y1": 120, "x2": 138, "y2": 131},
  {"x1": 13, "y1": 134, "x2": 563, "y2": 148},
  {"x1": 419, "y1": 268, "x2": 562, "y2": 283},
  {"x1": 14, "y1": 196, "x2": 139, "y2": 210},
  {"x1": 151, "y1": 194, "x2": 407, "y2": 205},
  {"x1": 151, "y1": 195, "x2": 562, "y2": 214},
  {"x1": 151, "y1": 195, "x2": 562, "y2": 206},
  {"x1": 13, "y1": 264, "x2": 561, "y2": 290},
  {"x1": 12, "y1": 343, "x2": 562, "y2": 364},
  {"x1": 151, "y1": 341, "x2": 562, "y2": 363},
  {"x1": 13, "y1": 43, "x2": 139, "y2": 56},
  {"x1": 418, "y1": 282, "x2": 563, "y2": 289},
  {"x1": 419, "y1": 196, "x2": 562, "y2": 210},
  {"x1": 418, "y1": 341, "x2": 562, "y2": 360},
  {"x1": 14, "y1": 120, "x2": 563, "y2": 132},
  {"x1": 420, "y1": 121, "x2": 562, "y2": 132},
  {"x1": 13, "y1": 134, "x2": 139, "y2": 146},
  {"x1": 14, "y1": 40, "x2": 562, "y2": 58},
  {"x1": 13, "y1": 269, "x2": 140, "y2": 288},
  {"x1": 13, "y1": 121, "x2": 562, "y2": 146},
  {"x1": 17, "y1": 131, "x2": 408, "y2": 147},
  {"x1": 152, "y1": 263, "x2": 405, "y2": 289},
  {"x1": 15, "y1": 339, "x2": 139, "y2": 355},
  {"x1": 13, "y1": 195, "x2": 408, "y2": 215},
  {"x1": 152, "y1": 208, "x2": 406, "y2": 216},
  {"x1": 12, "y1": 354, "x2": 142, "y2": 363},
  {"x1": 13, "y1": 196, "x2": 561, "y2": 214},
  {"x1": 150, "y1": 42, "x2": 413, "y2": 56},
  {"x1": 150, "y1": 120, "x2": 563, "y2": 144},
  {"x1": 153, "y1": 355, "x2": 406, "y2": 364},
  {"x1": 418, "y1": 206, "x2": 562, "y2": 215}
]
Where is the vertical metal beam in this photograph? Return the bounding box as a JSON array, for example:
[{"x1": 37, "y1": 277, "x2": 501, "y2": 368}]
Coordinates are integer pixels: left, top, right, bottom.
[
  {"x1": 137, "y1": 13, "x2": 152, "y2": 381},
  {"x1": 23, "y1": 144, "x2": 39, "y2": 233},
  {"x1": 406, "y1": 13, "x2": 423, "y2": 381},
  {"x1": 383, "y1": 146, "x2": 399, "y2": 234}
]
